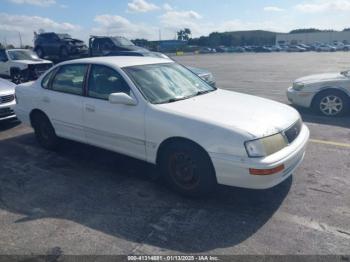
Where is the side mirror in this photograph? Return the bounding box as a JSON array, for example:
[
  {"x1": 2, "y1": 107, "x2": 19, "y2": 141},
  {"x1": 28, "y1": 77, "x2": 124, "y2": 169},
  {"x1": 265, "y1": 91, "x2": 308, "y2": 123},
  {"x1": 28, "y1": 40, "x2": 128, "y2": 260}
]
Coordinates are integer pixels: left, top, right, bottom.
[{"x1": 109, "y1": 93, "x2": 137, "y2": 106}]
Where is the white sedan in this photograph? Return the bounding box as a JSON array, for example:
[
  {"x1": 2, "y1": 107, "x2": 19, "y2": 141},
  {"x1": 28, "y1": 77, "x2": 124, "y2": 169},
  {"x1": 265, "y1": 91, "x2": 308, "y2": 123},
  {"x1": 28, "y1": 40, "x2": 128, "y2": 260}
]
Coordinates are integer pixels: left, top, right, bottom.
[
  {"x1": 15, "y1": 57, "x2": 309, "y2": 196},
  {"x1": 0, "y1": 78, "x2": 16, "y2": 121},
  {"x1": 287, "y1": 70, "x2": 350, "y2": 117}
]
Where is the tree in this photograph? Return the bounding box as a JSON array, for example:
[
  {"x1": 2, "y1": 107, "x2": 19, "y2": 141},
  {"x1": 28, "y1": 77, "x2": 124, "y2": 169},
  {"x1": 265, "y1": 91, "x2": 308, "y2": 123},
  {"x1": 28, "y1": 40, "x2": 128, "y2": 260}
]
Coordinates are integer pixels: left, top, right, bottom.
[{"x1": 177, "y1": 28, "x2": 191, "y2": 41}]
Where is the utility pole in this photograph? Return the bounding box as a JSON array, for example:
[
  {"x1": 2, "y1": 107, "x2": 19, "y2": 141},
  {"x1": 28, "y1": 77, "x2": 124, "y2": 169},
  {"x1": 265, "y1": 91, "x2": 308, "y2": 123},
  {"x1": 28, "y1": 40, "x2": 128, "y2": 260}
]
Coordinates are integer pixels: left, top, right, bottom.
[
  {"x1": 18, "y1": 32, "x2": 23, "y2": 48},
  {"x1": 159, "y1": 29, "x2": 162, "y2": 41}
]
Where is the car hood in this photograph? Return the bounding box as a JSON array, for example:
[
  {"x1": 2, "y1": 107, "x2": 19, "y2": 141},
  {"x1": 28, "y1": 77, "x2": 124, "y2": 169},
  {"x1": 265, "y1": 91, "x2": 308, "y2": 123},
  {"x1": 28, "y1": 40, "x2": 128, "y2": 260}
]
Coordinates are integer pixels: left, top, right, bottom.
[
  {"x1": 0, "y1": 78, "x2": 15, "y2": 95},
  {"x1": 295, "y1": 72, "x2": 348, "y2": 84},
  {"x1": 157, "y1": 89, "x2": 300, "y2": 139},
  {"x1": 11, "y1": 60, "x2": 52, "y2": 65}
]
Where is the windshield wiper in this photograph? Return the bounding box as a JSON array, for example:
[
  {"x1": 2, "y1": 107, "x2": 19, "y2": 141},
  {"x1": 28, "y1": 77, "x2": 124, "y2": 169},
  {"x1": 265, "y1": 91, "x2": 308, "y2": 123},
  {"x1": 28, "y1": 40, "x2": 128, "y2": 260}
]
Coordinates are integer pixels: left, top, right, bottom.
[{"x1": 195, "y1": 90, "x2": 214, "y2": 96}]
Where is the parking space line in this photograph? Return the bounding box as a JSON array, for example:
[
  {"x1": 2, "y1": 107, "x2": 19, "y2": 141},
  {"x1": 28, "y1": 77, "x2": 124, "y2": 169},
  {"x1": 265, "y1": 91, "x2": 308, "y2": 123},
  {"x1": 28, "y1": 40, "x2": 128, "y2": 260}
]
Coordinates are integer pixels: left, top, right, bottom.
[{"x1": 310, "y1": 139, "x2": 350, "y2": 148}]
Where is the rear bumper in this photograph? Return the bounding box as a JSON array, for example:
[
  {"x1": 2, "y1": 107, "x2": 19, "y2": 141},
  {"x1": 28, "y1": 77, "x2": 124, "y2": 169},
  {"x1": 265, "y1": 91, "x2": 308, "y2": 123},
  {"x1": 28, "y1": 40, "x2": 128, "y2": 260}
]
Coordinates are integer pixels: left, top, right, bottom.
[{"x1": 210, "y1": 124, "x2": 310, "y2": 189}]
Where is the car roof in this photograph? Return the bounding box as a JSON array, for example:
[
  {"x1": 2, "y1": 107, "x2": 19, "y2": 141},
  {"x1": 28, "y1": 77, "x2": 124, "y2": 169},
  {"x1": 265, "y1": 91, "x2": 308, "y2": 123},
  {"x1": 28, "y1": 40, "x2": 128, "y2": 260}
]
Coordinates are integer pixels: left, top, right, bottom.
[{"x1": 60, "y1": 56, "x2": 174, "y2": 68}]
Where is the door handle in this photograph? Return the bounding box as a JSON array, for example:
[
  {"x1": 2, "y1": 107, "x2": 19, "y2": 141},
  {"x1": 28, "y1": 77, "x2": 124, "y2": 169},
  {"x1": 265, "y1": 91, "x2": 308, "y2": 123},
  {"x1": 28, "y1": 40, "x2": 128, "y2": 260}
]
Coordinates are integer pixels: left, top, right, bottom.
[
  {"x1": 85, "y1": 104, "x2": 95, "y2": 112},
  {"x1": 42, "y1": 97, "x2": 50, "y2": 103}
]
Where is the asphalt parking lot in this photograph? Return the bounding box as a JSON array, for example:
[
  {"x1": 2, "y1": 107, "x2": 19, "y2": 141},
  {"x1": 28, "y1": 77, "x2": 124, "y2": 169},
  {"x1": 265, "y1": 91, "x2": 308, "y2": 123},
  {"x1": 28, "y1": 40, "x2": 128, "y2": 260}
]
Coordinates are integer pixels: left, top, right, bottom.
[{"x1": 0, "y1": 52, "x2": 349, "y2": 256}]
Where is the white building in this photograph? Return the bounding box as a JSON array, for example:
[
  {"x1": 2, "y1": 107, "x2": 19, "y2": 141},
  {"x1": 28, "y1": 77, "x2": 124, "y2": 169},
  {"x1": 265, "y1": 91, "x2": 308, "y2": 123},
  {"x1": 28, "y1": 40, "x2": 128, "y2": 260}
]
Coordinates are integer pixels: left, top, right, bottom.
[{"x1": 276, "y1": 31, "x2": 350, "y2": 45}]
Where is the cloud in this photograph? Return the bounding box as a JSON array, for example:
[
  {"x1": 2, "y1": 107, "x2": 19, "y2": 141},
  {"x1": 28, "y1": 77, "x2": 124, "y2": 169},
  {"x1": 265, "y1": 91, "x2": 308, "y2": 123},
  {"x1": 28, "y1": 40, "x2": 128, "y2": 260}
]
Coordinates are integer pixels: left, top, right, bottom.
[
  {"x1": 127, "y1": 0, "x2": 159, "y2": 13},
  {"x1": 0, "y1": 13, "x2": 81, "y2": 45},
  {"x1": 93, "y1": 14, "x2": 158, "y2": 39},
  {"x1": 263, "y1": 6, "x2": 285, "y2": 12},
  {"x1": 7, "y1": 0, "x2": 56, "y2": 6},
  {"x1": 295, "y1": 0, "x2": 350, "y2": 13},
  {"x1": 163, "y1": 3, "x2": 173, "y2": 11}
]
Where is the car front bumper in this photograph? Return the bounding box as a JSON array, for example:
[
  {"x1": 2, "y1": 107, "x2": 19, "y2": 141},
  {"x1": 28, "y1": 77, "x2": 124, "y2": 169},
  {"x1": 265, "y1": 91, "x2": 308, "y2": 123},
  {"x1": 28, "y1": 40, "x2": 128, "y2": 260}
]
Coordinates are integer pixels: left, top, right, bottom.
[
  {"x1": 210, "y1": 124, "x2": 310, "y2": 189},
  {"x1": 287, "y1": 87, "x2": 314, "y2": 108},
  {"x1": 0, "y1": 99, "x2": 16, "y2": 121}
]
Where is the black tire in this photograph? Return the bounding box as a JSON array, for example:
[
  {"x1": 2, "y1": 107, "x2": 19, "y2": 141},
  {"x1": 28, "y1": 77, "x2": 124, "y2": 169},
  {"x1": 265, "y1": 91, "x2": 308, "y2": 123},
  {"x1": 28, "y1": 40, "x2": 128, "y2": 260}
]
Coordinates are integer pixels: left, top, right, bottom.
[
  {"x1": 60, "y1": 47, "x2": 69, "y2": 58},
  {"x1": 32, "y1": 113, "x2": 59, "y2": 150},
  {"x1": 159, "y1": 141, "x2": 217, "y2": 197},
  {"x1": 312, "y1": 90, "x2": 350, "y2": 117},
  {"x1": 35, "y1": 47, "x2": 45, "y2": 58},
  {"x1": 11, "y1": 70, "x2": 26, "y2": 84}
]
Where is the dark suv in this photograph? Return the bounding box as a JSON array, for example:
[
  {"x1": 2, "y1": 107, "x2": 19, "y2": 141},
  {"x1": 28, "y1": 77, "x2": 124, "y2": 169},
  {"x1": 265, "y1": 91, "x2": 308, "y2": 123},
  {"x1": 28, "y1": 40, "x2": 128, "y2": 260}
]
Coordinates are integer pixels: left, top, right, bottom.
[
  {"x1": 89, "y1": 36, "x2": 149, "y2": 57},
  {"x1": 34, "y1": 32, "x2": 88, "y2": 59}
]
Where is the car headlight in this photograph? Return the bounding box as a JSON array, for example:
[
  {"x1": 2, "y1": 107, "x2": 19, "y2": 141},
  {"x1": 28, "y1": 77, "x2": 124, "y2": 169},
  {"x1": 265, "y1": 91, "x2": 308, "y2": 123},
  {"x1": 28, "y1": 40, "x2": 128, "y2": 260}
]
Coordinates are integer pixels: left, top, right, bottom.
[
  {"x1": 245, "y1": 133, "x2": 288, "y2": 158},
  {"x1": 293, "y1": 82, "x2": 305, "y2": 91}
]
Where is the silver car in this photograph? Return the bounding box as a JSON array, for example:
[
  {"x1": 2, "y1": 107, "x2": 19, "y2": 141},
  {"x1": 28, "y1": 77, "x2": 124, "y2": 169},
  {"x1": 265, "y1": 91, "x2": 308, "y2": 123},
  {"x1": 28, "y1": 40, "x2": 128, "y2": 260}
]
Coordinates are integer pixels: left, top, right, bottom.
[
  {"x1": 287, "y1": 70, "x2": 350, "y2": 117},
  {"x1": 0, "y1": 78, "x2": 16, "y2": 120}
]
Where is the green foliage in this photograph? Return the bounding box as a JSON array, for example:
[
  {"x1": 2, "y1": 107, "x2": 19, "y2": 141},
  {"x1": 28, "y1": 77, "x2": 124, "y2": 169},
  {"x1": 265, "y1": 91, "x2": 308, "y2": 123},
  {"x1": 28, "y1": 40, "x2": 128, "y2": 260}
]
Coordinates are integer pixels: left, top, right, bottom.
[
  {"x1": 177, "y1": 28, "x2": 192, "y2": 41},
  {"x1": 189, "y1": 30, "x2": 276, "y2": 47}
]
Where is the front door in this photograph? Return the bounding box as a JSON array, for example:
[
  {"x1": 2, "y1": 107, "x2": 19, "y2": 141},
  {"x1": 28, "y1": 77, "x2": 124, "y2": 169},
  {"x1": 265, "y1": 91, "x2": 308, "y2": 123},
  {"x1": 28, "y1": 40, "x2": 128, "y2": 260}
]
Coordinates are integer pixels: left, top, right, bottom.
[{"x1": 83, "y1": 64, "x2": 146, "y2": 160}]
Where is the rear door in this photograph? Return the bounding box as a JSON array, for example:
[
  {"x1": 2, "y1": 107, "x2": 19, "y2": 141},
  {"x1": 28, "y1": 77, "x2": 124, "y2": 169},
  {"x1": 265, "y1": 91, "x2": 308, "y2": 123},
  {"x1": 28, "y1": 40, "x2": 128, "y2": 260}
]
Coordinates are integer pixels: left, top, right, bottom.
[
  {"x1": 82, "y1": 64, "x2": 146, "y2": 160},
  {"x1": 40, "y1": 63, "x2": 88, "y2": 142}
]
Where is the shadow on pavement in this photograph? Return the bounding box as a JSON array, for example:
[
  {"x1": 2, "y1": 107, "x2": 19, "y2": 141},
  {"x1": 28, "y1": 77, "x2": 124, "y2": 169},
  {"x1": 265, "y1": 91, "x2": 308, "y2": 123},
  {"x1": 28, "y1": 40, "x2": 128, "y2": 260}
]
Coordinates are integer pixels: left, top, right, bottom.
[
  {"x1": 0, "y1": 133, "x2": 292, "y2": 253},
  {"x1": 291, "y1": 105, "x2": 350, "y2": 128},
  {"x1": 0, "y1": 119, "x2": 21, "y2": 132}
]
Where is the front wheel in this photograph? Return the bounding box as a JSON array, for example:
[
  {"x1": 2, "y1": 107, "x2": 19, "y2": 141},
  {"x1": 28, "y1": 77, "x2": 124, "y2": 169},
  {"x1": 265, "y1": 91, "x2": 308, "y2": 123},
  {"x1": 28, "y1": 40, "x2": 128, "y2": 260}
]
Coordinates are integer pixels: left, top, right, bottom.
[
  {"x1": 159, "y1": 141, "x2": 217, "y2": 197},
  {"x1": 11, "y1": 70, "x2": 26, "y2": 84},
  {"x1": 32, "y1": 113, "x2": 59, "y2": 150},
  {"x1": 313, "y1": 91, "x2": 349, "y2": 117}
]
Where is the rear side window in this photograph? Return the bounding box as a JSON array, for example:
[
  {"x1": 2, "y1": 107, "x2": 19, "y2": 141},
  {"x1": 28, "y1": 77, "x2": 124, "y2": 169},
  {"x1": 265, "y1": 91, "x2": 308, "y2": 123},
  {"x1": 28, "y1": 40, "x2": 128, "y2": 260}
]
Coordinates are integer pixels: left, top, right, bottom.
[
  {"x1": 51, "y1": 64, "x2": 87, "y2": 95},
  {"x1": 88, "y1": 65, "x2": 130, "y2": 100}
]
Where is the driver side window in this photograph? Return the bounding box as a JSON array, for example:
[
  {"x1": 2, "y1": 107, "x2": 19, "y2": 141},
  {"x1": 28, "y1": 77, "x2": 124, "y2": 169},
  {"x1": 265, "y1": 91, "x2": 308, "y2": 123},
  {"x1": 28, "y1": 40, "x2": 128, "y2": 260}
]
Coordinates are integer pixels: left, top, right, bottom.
[{"x1": 87, "y1": 65, "x2": 130, "y2": 100}]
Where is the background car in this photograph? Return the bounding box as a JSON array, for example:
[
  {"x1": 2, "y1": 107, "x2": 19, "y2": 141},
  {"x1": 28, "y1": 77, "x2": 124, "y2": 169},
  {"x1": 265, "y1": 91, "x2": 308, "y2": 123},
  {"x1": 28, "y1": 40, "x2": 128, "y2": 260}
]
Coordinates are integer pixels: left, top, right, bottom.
[
  {"x1": 0, "y1": 49, "x2": 53, "y2": 84},
  {"x1": 287, "y1": 45, "x2": 307, "y2": 52},
  {"x1": 34, "y1": 32, "x2": 88, "y2": 60},
  {"x1": 0, "y1": 78, "x2": 16, "y2": 121},
  {"x1": 287, "y1": 70, "x2": 350, "y2": 116},
  {"x1": 316, "y1": 44, "x2": 336, "y2": 52}
]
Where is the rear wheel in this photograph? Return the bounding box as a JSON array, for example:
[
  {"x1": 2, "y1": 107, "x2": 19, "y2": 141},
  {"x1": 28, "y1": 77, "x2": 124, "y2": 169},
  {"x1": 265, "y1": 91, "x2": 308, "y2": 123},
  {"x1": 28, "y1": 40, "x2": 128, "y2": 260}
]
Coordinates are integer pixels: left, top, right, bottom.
[
  {"x1": 313, "y1": 90, "x2": 349, "y2": 117},
  {"x1": 159, "y1": 141, "x2": 217, "y2": 197},
  {"x1": 32, "y1": 113, "x2": 59, "y2": 150}
]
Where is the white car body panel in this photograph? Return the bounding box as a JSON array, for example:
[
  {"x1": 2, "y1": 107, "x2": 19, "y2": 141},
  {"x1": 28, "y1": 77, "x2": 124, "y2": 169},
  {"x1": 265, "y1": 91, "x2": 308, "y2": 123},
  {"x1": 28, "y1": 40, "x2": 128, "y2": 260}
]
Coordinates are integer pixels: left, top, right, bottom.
[
  {"x1": 15, "y1": 56, "x2": 309, "y2": 190},
  {"x1": 287, "y1": 72, "x2": 350, "y2": 108}
]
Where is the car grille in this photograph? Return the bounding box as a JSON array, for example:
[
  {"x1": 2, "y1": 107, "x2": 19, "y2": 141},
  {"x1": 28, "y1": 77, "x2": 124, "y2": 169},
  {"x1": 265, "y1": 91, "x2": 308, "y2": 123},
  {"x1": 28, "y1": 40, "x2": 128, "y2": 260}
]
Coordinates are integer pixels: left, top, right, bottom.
[
  {"x1": 284, "y1": 120, "x2": 302, "y2": 144},
  {"x1": 0, "y1": 107, "x2": 15, "y2": 118},
  {"x1": 0, "y1": 94, "x2": 15, "y2": 104}
]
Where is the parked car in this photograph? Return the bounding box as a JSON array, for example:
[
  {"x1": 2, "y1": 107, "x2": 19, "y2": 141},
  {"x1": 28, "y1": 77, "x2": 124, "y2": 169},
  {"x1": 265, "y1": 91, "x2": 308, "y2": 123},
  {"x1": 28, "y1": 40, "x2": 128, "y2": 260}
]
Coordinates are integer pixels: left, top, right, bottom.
[
  {"x1": 0, "y1": 78, "x2": 16, "y2": 121},
  {"x1": 89, "y1": 36, "x2": 216, "y2": 87},
  {"x1": 253, "y1": 46, "x2": 272, "y2": 53},
  {"x1": 15, "y1": 56, "x2": 309, "y2": 196},
  {"x1": 0, "y1": 49, "x2": 53, "y2": 84},
  {"x1": 287, "y1": 46, "x2": 307, "y2": 52},
  {"x1": 316, "y1": 44, "x2": 336, "y2": 52},
  {"x1": 287, "y1": 70, "x2": 350, "y2": 116},
  {"x1": 199, "y1": 47, "x2": 215, "y2": 54},
  {"x1": 34, "y1": 32, "x2": 88, "y2": 59},
  {"x1": 297, "y1": 44, "x2": 312, "y2": 51}
]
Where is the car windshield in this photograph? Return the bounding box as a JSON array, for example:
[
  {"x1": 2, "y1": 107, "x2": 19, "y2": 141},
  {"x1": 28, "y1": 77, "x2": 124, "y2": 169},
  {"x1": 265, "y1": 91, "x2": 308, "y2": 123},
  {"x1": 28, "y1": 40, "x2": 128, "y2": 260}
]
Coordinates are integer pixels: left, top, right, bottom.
[
  {"x1": 111, "y1": 37, "x2": 135, "y2": 47},
  {"x1": 124, "y1": 63, "x2": 216, "y2": 104},
  {"x1": 7, "y1": 50, "x2": 40, "y2": 61},
  {"x1": 57, "y1": 34, "x2": 72, "y2": 39}
]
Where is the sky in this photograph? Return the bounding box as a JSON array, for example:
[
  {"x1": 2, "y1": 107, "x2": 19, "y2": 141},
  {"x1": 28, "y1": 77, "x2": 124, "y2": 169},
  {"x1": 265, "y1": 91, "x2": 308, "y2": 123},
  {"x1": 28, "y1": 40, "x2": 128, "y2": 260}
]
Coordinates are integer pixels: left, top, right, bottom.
[{"x1": 1, "y1": 0, "x2": 350, "y2": 46}]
